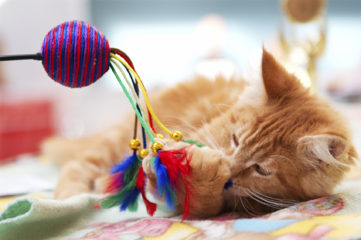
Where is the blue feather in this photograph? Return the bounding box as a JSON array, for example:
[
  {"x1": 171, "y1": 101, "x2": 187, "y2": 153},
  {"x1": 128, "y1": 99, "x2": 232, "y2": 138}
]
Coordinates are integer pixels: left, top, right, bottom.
[
  {"x1": 154, "y1": 155, "x2": 176, "y2": 210},
  {"x1": 111, "y1": 153, "x2": 137, "y2": 174},
  {"x1": 164, "y1": 187, "x2": 175, "y2": 210},
  {"x1": 154, "y1": 155, "x2": 169, "y2": 195},
  {"x1": 120, "y1": 188, "x2": 140, "y2": 211}
]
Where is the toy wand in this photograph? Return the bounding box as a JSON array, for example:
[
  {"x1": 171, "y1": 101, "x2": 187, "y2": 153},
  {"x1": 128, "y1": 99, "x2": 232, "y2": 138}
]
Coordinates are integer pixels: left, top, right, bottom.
[
  {"x1": 0, "y1": 53, "x2": 42, "y2": 61},
  {"x1": 0, "y1": 20, "x2": 223, "y2": 219}
]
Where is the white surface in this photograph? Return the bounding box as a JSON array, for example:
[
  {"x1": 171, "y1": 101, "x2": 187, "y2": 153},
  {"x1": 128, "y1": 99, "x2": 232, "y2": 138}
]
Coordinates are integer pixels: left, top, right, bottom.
[
  {"x1": 0, "y1": 175, "x2": 54, "y2": 197},
  {"x1": 0, "y1": 156, "x2": 58, "y2": 196}
]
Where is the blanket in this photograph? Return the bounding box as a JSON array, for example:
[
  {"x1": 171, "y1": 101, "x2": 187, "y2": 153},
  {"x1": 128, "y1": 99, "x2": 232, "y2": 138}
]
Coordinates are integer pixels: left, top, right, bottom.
[
  {"x1": 1, "y1": 158, "x2": 361, "y2": 240},
  {"x1": 1, "y1": 192, "x2": 361, "y2": 240},
  {"x1": 1, "y1": 183, "x2": 361, "y2": 239}
]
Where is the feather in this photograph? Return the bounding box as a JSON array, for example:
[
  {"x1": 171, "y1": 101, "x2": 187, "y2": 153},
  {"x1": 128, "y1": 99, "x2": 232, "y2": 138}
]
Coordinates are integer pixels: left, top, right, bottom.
[
  {"x1": 153, "y1": 155, "x2": 176, "y2": 210},
  {"x1": 136, "y1": 165, "x2": 157, "y2": 215},
  {"x1": 105, "y1": 172, "x2": 123, "y2": 193},
  {"x1": 99, "y1": 153, "x2": 142, "y2": 211},
  {"x1": 111, "y1": 153, "x2": 138, "y2": 174},
  {"x1": 120, "y1": 188, "x2": 140, "y2": 211},
  {"x1": 140, "y1": 189, "x2": 157, "y2": 216},
  {"x1": 157, "y1": 147, "x2": 194, "y2": 219}
]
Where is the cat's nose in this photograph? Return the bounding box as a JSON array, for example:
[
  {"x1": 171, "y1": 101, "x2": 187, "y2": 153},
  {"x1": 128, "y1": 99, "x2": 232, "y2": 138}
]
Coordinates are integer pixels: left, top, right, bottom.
[{"x1": 224, "y1": 179, "x2": 233, "y2": 189}]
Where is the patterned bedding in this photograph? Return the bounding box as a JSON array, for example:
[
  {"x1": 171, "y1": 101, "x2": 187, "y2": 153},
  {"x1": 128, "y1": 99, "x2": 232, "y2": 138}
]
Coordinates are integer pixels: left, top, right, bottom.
[{"x1": 1, "y1": 158, "x2": 361, "y2": 240}]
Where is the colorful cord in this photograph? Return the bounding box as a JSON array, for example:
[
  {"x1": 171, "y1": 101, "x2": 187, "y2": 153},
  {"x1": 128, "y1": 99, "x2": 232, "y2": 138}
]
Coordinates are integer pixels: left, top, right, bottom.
[{"x1": 98, "y1": 49, "x2": 198, "y2": 219}]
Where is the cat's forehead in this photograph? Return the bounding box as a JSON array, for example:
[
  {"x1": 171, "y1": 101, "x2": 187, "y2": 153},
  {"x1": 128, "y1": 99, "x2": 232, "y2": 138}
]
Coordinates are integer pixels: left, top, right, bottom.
[{"x1": 241, "y1": 101, "x2": 322, "y2": 151}]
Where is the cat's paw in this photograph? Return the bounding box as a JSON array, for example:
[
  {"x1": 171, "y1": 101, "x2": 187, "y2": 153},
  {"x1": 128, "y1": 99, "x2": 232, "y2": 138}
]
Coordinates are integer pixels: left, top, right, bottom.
[
  {"x1": 54, "y1": 161, "x2": 94, "y2": 199},
  {"x1": 142, "y1": 138, "x2": 190, "y2": 192},
  {"x1": 189, "y1": 145, "x2": 231, "y2": 185},
  {"x1": 189, "y1": 145, "x2": 231, "y2": 186},
  {"x1": 187, "y1": 145, "x2": 231, "y2": 216},
  {"x1": 55, "y1": 182, "x2": 90, "y2": 199},
  {"x1": 55, "y1": 174, "x2": 106, "y2": 199},
  {"x1": 143, "y1": 139, "x2": 231, "y2": 217}
]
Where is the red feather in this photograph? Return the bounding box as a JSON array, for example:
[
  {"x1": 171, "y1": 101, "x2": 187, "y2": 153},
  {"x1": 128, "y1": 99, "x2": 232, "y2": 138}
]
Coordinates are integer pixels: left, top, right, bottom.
[
  {"x1": 136, "y1": 166, "x2": 157, "y2": 216},
  {"x1": 158, "y1": 147, "x2": 193, "y2": 220},
  {"x1": 105, "y1": 172, "x2": 123, "y2": 194},
  {"x1": 135, "y1": 166, "x2": 146, "y2": 189},
  {"x1": 140, "y1": 188, "x2": 157, "y2": 216}
]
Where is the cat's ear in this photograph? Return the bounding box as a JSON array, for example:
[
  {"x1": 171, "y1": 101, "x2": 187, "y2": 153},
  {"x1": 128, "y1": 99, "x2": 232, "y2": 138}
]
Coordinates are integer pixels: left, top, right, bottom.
[
  {"x1": 297, "y1": 134, "x2": 347, "y2": 165},
  {"x1": 261, "y1": 49, "x2": 303, "y2": 100}
]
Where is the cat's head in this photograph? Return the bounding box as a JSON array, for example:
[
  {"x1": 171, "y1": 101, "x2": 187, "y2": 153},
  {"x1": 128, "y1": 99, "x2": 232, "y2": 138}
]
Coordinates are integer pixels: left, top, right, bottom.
[{"x1": 230, "y1": 49, "x2": 357, "y2": 211}]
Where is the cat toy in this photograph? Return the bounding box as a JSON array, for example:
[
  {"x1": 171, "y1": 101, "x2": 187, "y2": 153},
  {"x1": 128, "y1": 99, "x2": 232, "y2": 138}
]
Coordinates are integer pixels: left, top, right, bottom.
[{"x1": 0, "y1": 20, "x2": 213, "y2": 219}]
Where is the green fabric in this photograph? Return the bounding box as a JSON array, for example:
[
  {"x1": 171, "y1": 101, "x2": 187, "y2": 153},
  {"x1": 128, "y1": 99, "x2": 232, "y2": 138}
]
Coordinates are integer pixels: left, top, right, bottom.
[
  {"x1": 0, "y1": 194, "x2": 172, "y2": 240},
  {"x1": 0, "y1": 195, "x2": 98, "y2": 240},
  {"x1": 0, "y1": 200, "x2": 31, "y2": 221}
]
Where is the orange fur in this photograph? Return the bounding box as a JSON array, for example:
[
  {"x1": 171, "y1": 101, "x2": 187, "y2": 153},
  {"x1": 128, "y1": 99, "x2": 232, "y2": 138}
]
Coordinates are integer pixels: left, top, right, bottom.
[{"x1": 42, "y1": 49, "x2": 357, "y2": 217}]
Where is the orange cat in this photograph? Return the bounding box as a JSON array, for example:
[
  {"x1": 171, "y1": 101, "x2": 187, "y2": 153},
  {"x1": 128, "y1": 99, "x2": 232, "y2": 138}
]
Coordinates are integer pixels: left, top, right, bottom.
[{"x1": 42, "y1": 50, "x2": 357, "y2": 217}]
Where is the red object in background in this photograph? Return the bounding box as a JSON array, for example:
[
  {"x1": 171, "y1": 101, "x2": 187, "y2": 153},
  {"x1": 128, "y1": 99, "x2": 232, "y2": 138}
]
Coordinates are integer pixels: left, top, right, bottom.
[{"x1": 0, "y1": 101, "x2": 54, "y2": 161}]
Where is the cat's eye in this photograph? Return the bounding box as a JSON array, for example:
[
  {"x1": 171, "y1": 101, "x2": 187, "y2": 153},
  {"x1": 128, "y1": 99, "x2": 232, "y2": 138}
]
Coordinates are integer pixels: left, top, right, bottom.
[{"x1": 253, "y1": 164, "x2": 271, "y2": 176}]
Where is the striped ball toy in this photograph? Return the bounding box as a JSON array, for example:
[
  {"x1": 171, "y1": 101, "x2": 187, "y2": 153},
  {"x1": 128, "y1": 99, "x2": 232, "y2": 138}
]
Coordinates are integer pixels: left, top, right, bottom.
[
  {"x1": 41, "y1": 20, "x2": 110, "y2": 88},
  {"x1": 0, "y1": 20, "x2": 219, "y2": 219}
]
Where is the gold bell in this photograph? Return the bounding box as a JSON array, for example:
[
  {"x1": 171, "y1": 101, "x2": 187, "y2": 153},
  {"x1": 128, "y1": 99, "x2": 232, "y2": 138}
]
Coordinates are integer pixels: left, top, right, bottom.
[
  {"x1": 139, "y1": 148, "x2": 149, "y2": 159},
  {"x1": 129, "y1": 139, "x2": 141, "y2": 150},
  {"x1": 171, "y1": 131, "x2": 183, "y2": 141},
  {"x1": 151, "y1": 141, "x2": 164, "y2": 154}
]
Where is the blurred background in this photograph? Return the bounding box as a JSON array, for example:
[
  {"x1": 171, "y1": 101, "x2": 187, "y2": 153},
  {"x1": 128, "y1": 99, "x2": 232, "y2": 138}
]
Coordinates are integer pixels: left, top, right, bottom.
[{"x1": 0, "y1": 0, "x2": 361, "y2": 161}]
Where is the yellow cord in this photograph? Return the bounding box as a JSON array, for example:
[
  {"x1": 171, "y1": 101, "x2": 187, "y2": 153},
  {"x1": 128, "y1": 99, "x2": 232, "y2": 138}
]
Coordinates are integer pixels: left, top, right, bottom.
[
  {"x1": 110, "y1": 59, "x2": 151, "y2": 132},
  {"x1": 111, "y1": 53, "x2": 172, "y2": 136}
]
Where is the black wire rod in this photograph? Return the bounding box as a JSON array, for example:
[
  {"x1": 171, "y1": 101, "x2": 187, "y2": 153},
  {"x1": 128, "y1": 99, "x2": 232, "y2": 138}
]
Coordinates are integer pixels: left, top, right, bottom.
[{"x1": 0, "y1": 53, "x2": 42, "y2": 61}]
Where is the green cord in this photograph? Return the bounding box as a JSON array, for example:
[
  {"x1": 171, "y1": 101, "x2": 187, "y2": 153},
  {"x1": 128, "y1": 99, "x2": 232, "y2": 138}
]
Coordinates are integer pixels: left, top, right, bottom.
[
  {"x1": 110, "y1": 60, "x2": 206, "y2": 149},
  {"x1": 110, "y1": 63, "x2": 155, "y2": 143},
  {"x1": 182, "y1": 139, "x2": 205, "y2": 147},
  {"x1": 110, "y1": 59, "x2": 150, "y2": 127}
]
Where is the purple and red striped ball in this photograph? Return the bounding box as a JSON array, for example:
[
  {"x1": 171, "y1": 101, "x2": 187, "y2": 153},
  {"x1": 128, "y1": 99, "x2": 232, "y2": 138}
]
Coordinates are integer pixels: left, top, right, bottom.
[{"x1": 41, "y1": 20, "x2": 110, "y2": 88}]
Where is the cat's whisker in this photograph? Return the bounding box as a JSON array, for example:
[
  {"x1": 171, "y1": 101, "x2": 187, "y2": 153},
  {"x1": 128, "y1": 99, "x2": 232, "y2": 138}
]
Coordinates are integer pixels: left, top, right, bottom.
[
  {"x1": 247, "y1": 193, "x2": 286, "y2": 209},
  {"x1": 239, "y1": 196, "x2": 258, "y2": 216},
  {"x1": 238, "y1": 196, "x2": 248, "y2": 215},
  {"x1": 248, "y1": 189, "x2": 289, "y2": 206},
  {"x1": 250, "y1": 190, "x2": 295, "y2": 206},
  {"x1": 253, "y1": 190, "x2": 297, "y2": 205},
  {"x1": 247, "y1": 189, "x2": 296, "y2": 209},
  {"x1": 236, "y1": 188, "x2": 256, "y2": 216},
  {"x1": 242, "y1": 192, "x2": 264, "y2": 216},
  {"x1": 253, "y1": 195, "x2": 296, "y2": 208},
  {"x1": 232, "y1": 193, "x2": 240, "y2": 212}
]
